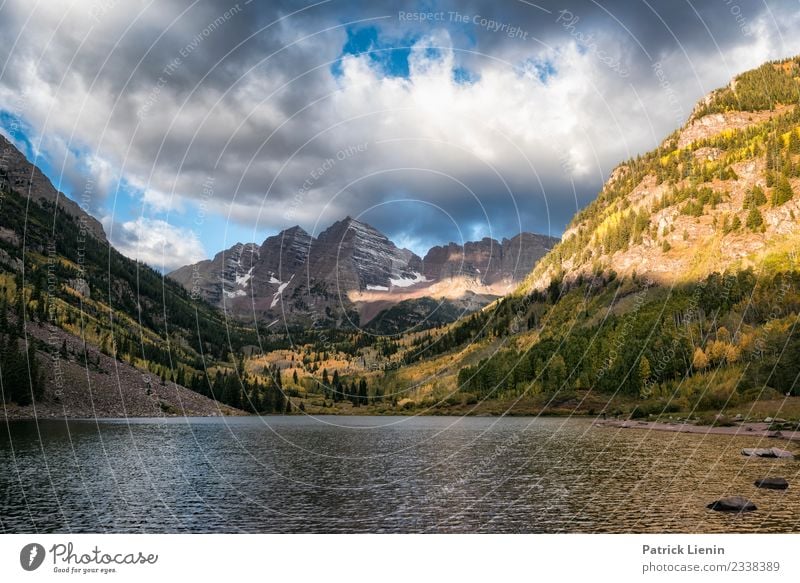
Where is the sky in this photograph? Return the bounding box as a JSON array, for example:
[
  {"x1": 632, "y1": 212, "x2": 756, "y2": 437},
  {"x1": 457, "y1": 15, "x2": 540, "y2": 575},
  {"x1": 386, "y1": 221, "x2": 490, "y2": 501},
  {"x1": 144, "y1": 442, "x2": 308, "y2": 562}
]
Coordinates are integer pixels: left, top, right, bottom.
[{"x1": 1, "y1": 0, "x2": 800, "y2": 271}]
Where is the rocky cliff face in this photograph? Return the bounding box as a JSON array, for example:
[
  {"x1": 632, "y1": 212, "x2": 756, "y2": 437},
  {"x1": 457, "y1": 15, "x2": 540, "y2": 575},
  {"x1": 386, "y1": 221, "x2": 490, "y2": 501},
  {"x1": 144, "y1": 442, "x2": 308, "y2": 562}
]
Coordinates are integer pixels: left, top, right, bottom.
[
  {"x1": 422, "y1": 233, "x2": 558, "y2": 284},
  {"x1": 310, "y1": 217, "x2": 424, "y2": 291},
  {"x1": 170, "y1": 217, "x2": 557, "y2": 327}
]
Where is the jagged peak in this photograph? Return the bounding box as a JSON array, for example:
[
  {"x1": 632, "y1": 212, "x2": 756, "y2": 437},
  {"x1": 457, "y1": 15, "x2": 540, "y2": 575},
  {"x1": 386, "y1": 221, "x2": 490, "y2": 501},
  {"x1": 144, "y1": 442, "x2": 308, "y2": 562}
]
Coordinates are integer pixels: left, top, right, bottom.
[
  {"x1": 281, "y1": 224, "x2": 310, "y2": 237},
  {"x1": 318, "y1": 215, "x2": 384, "y2": 241}
]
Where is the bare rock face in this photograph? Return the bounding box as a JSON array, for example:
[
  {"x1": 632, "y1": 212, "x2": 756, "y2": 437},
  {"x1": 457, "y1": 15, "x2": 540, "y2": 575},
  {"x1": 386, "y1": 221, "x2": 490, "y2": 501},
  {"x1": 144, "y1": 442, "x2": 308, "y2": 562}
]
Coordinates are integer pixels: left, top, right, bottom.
[
  {"x1": 310, "y1": 217, "x2": 423, "y2": 291},
  {"x1": 422, "y1": 233, "x2": 557, "y2": 284},
  {"x1": 678, "y1": 106, "x2": 791, "y2": 149},
  {"x1": 501, "y1": 233, "x2": 560, "y2": 281},
  {"x1": 169, "y1": 242, "x2": 260, "y2": 305},
  {"x1": 0, "y1": 133, "x2": 107, "y2": 243},
  {"x1": 68, "y1": 278, "x2": 91, "y2": 299},
  {"x1": 254, "y1": 226, "x2": 313, "y2": 281}
]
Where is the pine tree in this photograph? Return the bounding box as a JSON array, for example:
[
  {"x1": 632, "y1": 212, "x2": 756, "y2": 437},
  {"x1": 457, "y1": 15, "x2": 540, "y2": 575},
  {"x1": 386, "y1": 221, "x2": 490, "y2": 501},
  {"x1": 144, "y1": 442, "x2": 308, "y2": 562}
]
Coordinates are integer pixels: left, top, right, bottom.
[
  {"x1": 746, "y1": 205, "x2": 764, "y2": 231},
  {"x1": 28, "y1": 341, "x2": 44, "y2": 401},
  {"x1": 1, "y1": 337, "x2": 30, "y2": 405},
  {"x1": 321, "y1": 368, "x2": 330, "y2": 397},
  {"x1": 772, "y1": 175, "x2": 794, "y2": 206},
  {"x1": 744, "y1": 185, "x2": 767, "y2": 207},
  {"x1": 788, "y1": 130, "x2": 800, "y2": 154},
  {"x1": 332, "y1": 370, "x2": 340, "y2": 401},
  {"x1": 15, "y1": 281, "x2": 25, "y2": 336},
  {"x1": 221, "y1": 374, "x2": 242, "y2": 409}
]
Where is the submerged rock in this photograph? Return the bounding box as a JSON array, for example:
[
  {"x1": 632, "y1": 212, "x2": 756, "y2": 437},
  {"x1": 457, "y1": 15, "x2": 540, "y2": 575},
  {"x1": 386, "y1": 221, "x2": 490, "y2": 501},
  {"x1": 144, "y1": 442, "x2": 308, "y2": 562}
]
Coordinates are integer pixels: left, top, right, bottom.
[
  {"x1": 707, "y1": 496, "x2": 757, "y2": 512},
  {"x1": 754, "y1": 478, "x2": 789, "y2": 490},
  {"x1": 741, "y1": 447, "x2": 795, "y2": 459}
]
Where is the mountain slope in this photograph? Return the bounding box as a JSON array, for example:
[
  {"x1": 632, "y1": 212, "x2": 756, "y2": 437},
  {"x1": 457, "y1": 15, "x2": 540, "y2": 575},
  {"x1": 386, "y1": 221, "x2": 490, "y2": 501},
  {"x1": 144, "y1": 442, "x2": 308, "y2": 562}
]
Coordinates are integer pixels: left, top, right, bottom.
[
  {"x1": 0, "y1": 133, "x2": 268, "y2": 416},
  {"x1": 362, "y1": 56, "x2": 800, "y2": 416},
  {"x1": 523, "y1": 57, "x2": 800, "y2": 292}
]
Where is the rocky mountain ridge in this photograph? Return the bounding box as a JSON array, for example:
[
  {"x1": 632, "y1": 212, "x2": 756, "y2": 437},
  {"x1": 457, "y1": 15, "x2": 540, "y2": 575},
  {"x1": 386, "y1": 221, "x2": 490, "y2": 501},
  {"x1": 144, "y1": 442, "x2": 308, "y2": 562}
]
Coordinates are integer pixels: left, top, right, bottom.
[
  {"x1": 169, "y1": 217, "x2": 558, "y2": 327},
  {"x1": 0, "y1": 133, "x2": 107, "y2": 242}
]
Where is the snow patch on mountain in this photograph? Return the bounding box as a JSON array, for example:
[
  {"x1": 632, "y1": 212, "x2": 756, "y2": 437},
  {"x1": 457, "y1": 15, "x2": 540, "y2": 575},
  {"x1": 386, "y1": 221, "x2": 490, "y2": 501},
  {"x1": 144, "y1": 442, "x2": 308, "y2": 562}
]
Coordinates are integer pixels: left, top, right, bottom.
[
  {"x1": 235, "y1": 266, "x2": 254, "y2": 287},
  {"x1": 390, "y1": 272, "x2": 429, "y2": 288},
  {"x1": 270, "y1": 274, "x2": 294, "y2": 308}
]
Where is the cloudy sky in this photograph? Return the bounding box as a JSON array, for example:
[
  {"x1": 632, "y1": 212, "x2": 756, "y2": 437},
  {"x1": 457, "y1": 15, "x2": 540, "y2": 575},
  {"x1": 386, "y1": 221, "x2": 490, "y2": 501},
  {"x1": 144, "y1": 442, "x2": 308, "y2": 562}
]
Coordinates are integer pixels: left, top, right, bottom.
[{"x1": 1, "y1": 0, "x2": 800, "y2": 271}]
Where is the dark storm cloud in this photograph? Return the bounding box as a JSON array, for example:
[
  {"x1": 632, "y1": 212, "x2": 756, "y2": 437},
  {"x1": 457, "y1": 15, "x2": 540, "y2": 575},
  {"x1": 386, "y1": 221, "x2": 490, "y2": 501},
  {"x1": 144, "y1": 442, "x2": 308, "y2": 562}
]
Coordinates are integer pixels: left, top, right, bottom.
[{"x1": 1, "y1": 0, "x2": 799, "y2": 261}]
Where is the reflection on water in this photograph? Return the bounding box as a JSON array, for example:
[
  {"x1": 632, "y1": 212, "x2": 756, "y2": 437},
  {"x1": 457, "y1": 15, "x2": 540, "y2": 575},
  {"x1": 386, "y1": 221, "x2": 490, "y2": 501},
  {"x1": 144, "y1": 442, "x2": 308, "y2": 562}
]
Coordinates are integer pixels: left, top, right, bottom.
[{"x1": 1, "y1": 416, "x2": 798, "y2": 533}]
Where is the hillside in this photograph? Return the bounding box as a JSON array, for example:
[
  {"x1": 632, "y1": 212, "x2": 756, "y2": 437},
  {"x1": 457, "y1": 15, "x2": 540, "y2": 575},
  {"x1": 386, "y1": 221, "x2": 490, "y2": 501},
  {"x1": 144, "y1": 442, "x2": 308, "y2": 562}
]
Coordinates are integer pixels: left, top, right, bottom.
[
  {"x1": 0, "y1": 135, "x2": 272, "y2": 416},
  {"x1": 333, "y1": 56, "x2": 800, "y2": 418},
  {"x1": 524, "y1": 58, "x2": 800, "y2": 291}
]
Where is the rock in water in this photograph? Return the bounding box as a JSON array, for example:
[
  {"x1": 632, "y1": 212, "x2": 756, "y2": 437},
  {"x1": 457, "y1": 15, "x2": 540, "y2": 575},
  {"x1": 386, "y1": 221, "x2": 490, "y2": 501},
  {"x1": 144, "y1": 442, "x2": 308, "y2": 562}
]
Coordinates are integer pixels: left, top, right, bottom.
[
  {"x1": 754, "y1": 478, "x2": 789, "y2": 490},
  {"x1": 742, "y1": 448, "x2": 772, "y2": 457},
  {"x1": 741, "y1": 447, "x2": 795, "y2": 459},
  {"x1": 707, "y1": 496, "x2": 757, "y2": 512}
]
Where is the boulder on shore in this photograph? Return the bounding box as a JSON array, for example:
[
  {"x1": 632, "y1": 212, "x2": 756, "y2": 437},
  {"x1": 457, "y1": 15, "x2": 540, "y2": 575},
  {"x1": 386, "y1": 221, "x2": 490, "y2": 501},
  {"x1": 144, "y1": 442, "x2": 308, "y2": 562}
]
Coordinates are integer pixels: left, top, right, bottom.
[
  {"x1": 707, "y1": 496, "x2": 757, "y2": 512},
  {"x1": 741, "y1": 447, "x2": 794, "y2": 459},
  {"x1": 754, "y1": 478, "x2": 789, "y2": 490}
]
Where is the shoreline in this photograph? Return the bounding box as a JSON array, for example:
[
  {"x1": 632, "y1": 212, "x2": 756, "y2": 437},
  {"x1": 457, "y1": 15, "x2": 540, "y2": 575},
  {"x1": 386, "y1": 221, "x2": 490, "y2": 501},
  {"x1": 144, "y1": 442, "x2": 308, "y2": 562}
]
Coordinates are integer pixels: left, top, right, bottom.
[{"x1": 595, "y1": 419, "x2": 800, "y2": 442}]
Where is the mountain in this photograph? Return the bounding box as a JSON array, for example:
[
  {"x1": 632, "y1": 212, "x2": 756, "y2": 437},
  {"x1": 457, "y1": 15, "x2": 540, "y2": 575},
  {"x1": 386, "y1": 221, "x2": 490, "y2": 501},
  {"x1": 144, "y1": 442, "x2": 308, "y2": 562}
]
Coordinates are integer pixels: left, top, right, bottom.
[
  {"x1": 523, "y1": 58, "x2": 800, "y2": 292},
  {"x1": 312, "y1": 217, "x2": 424, "y2": 291},
  {"x1": 0, "y1": 132, "x2": 266, "y2": 416},
  {"x1": 169, "y1": 218, "x2": 558, "y2": 329},
  {"x1": 377, "y1": 56, "x2": 800, "y2": 416}
]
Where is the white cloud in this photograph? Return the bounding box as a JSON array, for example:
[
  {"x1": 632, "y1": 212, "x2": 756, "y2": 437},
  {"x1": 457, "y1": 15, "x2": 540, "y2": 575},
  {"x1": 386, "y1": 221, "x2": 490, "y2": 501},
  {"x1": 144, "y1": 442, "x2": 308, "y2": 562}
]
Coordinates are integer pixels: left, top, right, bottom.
[
  {"x1": 107, "y1": 217, "x2": 206, "y2": 272},
  {"x1": 3, "y1": 0, "x2": 800, "y2": 255}
]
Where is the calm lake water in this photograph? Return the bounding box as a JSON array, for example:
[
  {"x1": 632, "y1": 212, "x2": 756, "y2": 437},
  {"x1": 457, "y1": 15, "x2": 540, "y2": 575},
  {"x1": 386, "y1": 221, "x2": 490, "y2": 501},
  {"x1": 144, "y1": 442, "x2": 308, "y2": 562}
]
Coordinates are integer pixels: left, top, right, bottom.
[{"x1": 1, "y1": 415, "x2": 798, "y2": 533}]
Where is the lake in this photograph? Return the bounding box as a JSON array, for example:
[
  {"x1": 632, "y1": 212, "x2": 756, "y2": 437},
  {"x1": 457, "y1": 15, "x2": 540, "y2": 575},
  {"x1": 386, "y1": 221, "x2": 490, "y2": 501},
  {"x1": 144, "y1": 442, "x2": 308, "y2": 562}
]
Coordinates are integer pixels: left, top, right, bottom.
[{"x1": 1, "y1": 415, "x2": 798, "y2": 533}]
